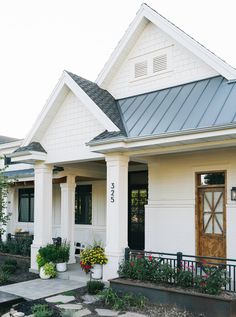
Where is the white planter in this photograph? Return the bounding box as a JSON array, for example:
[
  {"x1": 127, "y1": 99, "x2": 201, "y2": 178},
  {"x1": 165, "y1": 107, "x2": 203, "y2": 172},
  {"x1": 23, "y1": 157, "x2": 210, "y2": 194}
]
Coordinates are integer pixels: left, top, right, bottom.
[
  {"x1": 91, "y1": 264, "x2": 102, "y2": 279},
  {"x1": 56, "y1": 262, "x2": 67, "y2": 272},
  {"x1": 39, "y1": 266, "x2": 50, "y2": 279}
]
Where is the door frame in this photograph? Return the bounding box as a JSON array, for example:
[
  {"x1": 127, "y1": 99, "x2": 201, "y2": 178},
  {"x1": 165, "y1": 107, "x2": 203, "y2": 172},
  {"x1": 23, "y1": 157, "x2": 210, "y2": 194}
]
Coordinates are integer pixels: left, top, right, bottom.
[{"x1": 195, "y1": 170, "x2": 227, "y2": 257}]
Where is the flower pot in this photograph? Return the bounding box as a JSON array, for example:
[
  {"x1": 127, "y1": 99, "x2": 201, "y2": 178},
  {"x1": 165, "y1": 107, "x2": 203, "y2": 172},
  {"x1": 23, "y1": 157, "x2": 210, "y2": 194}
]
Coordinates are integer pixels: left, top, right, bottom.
[
  {"x1": 39, "y1": 266, "x2": 50, "y2": 279},
  {"x1": 56, "y1": 262, "x2": 67, "y2": 272},
  {"x1": 91, "y1": 264, "x2": 102, "y2": 279}
]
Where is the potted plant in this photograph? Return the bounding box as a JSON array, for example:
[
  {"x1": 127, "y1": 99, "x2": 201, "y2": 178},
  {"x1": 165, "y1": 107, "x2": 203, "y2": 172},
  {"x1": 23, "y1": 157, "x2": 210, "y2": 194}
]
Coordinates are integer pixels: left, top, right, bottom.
[
  {"x1": 36, "y1": 254, "x2": 57, "y2": 279},
  {"x1": 55, "y1": 241, "x2": 70, "y2": 272},
  {"x1": 80, "y1": 242, "x2": 108, "y2": 279}
]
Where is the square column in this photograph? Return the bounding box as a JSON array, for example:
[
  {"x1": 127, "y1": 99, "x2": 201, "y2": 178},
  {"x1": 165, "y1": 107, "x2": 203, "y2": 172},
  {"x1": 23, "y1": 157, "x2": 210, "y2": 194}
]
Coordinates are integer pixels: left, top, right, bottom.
[
  {"x1": 103, "y1": 154, "x2": 129, "y2": 280},
  {"x1": 31, "y1": 163, "x2": 53, "y2": 270},
  {"x1": 60, "y1": 175, "x2": 76, "y2": 264}
]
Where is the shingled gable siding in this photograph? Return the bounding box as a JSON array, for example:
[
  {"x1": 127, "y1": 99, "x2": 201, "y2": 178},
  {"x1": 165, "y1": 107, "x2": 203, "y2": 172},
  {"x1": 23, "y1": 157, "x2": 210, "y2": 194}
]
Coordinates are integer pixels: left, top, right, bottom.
[
  {"x1": 107, "y1": 22, "x2": 218, "y2": 99},
  {"x1": 41, "y1": 91, "x2": 105, "y2": 163}
]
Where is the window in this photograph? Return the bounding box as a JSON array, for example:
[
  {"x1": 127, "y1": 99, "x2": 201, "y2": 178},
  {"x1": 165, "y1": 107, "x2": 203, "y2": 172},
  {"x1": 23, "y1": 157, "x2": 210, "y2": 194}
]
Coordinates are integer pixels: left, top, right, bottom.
[
  {"x1": 18, "y1": 188, "x2": 34, "y2": 222},
  {"x1": 75, "y1": 185, "x2": 92, "y2": 225}
]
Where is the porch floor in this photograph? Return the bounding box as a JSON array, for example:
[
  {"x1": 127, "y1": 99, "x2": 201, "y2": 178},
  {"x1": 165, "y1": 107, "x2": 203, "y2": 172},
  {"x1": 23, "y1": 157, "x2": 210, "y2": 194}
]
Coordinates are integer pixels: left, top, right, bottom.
[{"x1": 0, "y1": 263, "x2": 89, "y2": 300}]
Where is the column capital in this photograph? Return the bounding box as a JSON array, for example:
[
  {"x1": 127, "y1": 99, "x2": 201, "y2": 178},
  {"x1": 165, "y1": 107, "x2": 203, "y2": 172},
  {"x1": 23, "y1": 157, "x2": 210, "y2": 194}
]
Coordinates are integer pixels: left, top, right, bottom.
[
  {"x1": 60, "y1": 175, "x2": 76, "y2": 190},
  {"x1": 105, "y1": 153, "x2": 129, "y2": 165},
  {"x1": 34, "y1": 162, "x2": 53, "y2": 172}
]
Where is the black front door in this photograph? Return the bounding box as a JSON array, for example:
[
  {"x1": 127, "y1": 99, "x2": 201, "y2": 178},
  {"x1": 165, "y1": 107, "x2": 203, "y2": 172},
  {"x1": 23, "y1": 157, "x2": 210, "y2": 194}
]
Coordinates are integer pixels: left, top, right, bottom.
[{"x1": 128, "y1": 185, "x2": 148, "y2": 250}]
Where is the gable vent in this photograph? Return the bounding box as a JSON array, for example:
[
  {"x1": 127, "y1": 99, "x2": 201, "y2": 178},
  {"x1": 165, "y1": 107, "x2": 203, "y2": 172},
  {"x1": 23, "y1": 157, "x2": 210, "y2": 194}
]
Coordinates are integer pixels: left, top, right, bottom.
[
  {"x1": 134, "y1": 61, "x2": 147, "y2": 78},
  {"x1": 153, "y1": 54, "x2": 167, "y2": 73}
]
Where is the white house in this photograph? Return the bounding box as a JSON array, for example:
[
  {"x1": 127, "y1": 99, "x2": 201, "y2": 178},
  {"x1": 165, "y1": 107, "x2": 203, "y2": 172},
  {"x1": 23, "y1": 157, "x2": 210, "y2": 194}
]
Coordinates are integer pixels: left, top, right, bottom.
[{"x1": 2, "y1": 3, "x2": 236, "y2": 280}]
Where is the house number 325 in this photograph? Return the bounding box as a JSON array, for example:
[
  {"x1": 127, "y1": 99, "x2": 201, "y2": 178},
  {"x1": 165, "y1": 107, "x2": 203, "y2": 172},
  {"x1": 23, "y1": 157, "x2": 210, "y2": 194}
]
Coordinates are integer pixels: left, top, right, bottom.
[{"x1": 110, "y1": 182, "x2": 115, "y2": 203}]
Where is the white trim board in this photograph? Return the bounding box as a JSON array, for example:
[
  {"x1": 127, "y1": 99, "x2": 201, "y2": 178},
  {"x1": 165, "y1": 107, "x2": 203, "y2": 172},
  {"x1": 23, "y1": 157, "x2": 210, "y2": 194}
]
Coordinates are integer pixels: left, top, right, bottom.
[{"x1": 96, "y1": 4, "x2": 236, "y2": 87}]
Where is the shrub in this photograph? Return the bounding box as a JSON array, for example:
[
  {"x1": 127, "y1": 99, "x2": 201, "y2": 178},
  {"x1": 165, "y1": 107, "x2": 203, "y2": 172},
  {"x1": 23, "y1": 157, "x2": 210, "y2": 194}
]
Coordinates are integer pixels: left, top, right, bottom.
[
  {"x1": 0, "y1": 270, "x2": 10, "y2": 285},
  {"x1": 87, "y1": 280, "x2": 105, "y2": 294},
  {"x1": 38, "y1": 244, "x2": 57, "y2": 264},
  {"x1": 2, "y1": 264, "x2": 17, "y2": 274},
  {"x1": 4, "y1": 259, "x2": 17, "y2": 266},
  {"x1": 100, "y1": 287, "x2": 148, "y2": 310},
  {"x1": 32, "y1": 304, "x2": 53, "y2": 317},
  {"x1": 55, "y1": 241, "x2": 70, "y2": 263},
  {"x1": 0, "y1": 237, "x2": 32, "y2": 256}
]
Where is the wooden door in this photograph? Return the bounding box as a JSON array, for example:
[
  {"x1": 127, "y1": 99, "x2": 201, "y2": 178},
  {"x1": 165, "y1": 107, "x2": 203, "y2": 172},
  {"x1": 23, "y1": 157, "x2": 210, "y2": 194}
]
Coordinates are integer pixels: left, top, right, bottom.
[{"x1": 198, "y1": 187, "x2": 226, "y2": 258}]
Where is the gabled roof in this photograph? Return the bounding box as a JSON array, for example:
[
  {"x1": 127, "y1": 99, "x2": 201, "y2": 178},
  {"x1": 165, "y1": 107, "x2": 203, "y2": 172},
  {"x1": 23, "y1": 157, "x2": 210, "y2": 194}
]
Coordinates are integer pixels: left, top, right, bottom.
[
  {"x1": 0, "y1": 135, "x2": 19, "y2": 144},
  {"x1": 66, "y1": 72, "x2": 126, "y2": 133},
  {"x1": 14, "y1": 142, "x2": 47, "y2": 154},
  {"x1": 96, "y1": 3, "x2": 236, "y2": 87},
  {"x1": 89, "y1": 76, "x2": 236, "y2": 143},
  {"x1": 22, "y1": 71, "x2": 122, "y2": 147}
]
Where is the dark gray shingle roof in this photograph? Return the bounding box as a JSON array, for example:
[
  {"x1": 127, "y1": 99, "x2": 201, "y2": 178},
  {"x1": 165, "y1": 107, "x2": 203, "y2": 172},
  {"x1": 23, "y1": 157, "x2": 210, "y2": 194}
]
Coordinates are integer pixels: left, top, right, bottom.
[
  {"x1": 0, "y1": 135, "x2": 19, "y2": 144},
  {"x1": 90, "y1": 76, "x2": 236, "y2": 143},
  {"x1": 14, "y1": 142, "x2": 47, "y2": 154},
  {"x1": 66, "y1": 71, "x2": 126, "y2": 134}
]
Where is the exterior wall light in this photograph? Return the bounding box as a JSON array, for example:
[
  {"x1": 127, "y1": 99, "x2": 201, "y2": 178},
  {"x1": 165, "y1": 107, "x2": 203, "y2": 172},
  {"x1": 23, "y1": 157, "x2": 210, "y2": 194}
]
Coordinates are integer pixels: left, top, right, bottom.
[{"x1": 231, "y1": 187, "x2": 236, "y2": 201}]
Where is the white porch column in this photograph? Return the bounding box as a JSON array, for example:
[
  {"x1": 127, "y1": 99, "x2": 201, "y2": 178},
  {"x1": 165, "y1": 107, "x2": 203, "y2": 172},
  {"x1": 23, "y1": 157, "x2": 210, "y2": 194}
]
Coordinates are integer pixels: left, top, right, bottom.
[
  {"x1": 2, "y1": 187, "x2": 15, "y2": 241},
  {"x1": 60, "y1": 175, "x2": 76, "y2": 264},
  {"x1": 31, "y1": 163, "x2": 53, "y2": 270},
  {"x1": 103, "y1": 154, "x2": 129, "y2": 280}
]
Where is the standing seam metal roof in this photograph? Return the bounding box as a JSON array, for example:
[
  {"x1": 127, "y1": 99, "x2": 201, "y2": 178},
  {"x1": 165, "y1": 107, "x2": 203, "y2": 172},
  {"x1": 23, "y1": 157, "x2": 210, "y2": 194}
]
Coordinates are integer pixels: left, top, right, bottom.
[{"x1": 116, "y1": 76, "x2": 236, "y2": 139}]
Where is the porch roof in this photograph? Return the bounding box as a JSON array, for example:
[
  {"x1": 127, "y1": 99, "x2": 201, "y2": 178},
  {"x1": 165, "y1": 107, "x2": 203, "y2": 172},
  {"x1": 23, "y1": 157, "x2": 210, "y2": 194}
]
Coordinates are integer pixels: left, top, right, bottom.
[{"x1": 90, "y1": 76, "x2": 236, "y2": 144}]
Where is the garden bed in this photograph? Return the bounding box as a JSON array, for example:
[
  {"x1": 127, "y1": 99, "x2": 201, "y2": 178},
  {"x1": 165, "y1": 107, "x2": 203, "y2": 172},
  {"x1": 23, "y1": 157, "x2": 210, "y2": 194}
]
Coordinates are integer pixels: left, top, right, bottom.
[{"x1": 110, "y1": 278, "x2": 236, "y2": 317}]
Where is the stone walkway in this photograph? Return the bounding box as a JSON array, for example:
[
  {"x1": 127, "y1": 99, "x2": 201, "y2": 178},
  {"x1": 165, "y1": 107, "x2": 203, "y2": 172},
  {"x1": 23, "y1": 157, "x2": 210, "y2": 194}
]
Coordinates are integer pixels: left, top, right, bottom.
[{"x1": 0, "y1": 278, "x2": 85, "y2": 300}]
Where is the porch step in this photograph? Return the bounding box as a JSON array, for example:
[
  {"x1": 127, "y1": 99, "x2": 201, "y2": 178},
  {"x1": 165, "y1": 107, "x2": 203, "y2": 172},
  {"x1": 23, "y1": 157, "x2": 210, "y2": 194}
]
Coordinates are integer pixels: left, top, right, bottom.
[{"x1": 57, "y1": 263, "x2": 90, "y2": 283}]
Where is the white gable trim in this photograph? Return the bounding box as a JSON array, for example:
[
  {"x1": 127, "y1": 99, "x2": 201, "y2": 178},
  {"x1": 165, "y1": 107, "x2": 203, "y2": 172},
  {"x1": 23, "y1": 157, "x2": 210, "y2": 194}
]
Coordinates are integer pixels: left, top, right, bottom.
[
  {"x1": 22, "y1": 71, "x2": 119, "y2": 147},
  {"x1": 96, "y1": 4, "x2": 236, "y2": 86}
]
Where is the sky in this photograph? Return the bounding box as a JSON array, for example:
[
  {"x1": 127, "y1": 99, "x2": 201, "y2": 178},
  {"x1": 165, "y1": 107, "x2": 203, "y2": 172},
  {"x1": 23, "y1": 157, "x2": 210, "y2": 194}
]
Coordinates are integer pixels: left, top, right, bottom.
[{"x1": 1, "y1": 0, "x2": 236, "y2": 139}]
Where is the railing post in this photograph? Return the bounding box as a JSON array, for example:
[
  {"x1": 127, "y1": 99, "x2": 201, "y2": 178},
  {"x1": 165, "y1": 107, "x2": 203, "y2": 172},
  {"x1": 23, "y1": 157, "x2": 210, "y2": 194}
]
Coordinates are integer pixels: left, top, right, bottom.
[
  {"x1": 125, "y1": 247, "x2": 130, "y2": 261},
  {"x1": 177, "y1": 252, "x2": 183, "y2": 270}
]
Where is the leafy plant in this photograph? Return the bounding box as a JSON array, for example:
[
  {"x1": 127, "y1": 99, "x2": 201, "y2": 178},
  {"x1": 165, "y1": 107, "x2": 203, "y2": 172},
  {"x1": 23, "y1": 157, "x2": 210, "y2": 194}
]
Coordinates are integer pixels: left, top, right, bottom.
[
  {"x1": 0, "y1": 269, "x2": 9, "y2": 285},
  {"x1": 87, "y1": 280, "x2": 105, "y2": 294},
  {"x1": 43, "y1": 262, "x2": 57, "y2": 278},
  {"x1": 55, "y1": 241, "x2": 70, "y2": 263},
  {"x1": 100, "y1": 287, "x2": 148, "y2": 310},
  {"x1": 2, "y1": 263, "x2": 17, "y2": 274},
  {"x1": 80, "y1": 242, "x2": 108, "y2": 273},
  {"x1": 38, "y1": 244, "x2": 58, "y2": 264},
  {"x1": 0, "y1": 237, "x2": 32, "y2": 256},
  {"x1": 4, "y1": 258, "x2": 17, "y2": 266},
  {"x1": 176, "y1": 269, "x2": 194, "y2": 288},
  {"x1": 32, "y1": 304, "x2": 53, "y2": 317}
]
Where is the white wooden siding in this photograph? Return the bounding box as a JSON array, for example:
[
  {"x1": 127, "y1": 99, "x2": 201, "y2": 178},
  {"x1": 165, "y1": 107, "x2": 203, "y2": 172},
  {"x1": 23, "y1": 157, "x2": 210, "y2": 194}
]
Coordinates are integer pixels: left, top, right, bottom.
[{"x1": 107, "y1": 22, "x2": 218, "y2": 99}]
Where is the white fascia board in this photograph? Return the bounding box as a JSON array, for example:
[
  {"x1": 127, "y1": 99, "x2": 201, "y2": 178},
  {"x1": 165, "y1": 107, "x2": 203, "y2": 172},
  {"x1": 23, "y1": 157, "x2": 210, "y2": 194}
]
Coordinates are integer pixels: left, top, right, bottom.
[
  {"x1": 96, "y1": 4, "x2": 236, "y2": 86},
  {"x1": 89, "y1": 126, "x2": 236, "y2": 153},
  {"x1": 10, "y1": 151, "x2": 46, "y2": 163},
  {"x1": 22, "y1": 72, "x2": 67, "y2": 147},
  {"x1": 64, "y1": 72, "x2": 119, "y2": 132}
]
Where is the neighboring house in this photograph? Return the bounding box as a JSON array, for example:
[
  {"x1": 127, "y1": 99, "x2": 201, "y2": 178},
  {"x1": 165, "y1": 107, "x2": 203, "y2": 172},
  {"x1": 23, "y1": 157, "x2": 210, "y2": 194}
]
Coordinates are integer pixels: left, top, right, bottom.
[{"x1": 2, "y1": 4, "x2": 236, "y2": 280}]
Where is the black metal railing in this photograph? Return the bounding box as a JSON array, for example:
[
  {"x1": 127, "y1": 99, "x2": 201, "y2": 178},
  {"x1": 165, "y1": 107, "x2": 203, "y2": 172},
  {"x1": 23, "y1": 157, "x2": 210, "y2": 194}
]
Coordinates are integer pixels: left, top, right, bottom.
[{"x1": 125, "y1": 248, "x2": 236, "y2": 293}]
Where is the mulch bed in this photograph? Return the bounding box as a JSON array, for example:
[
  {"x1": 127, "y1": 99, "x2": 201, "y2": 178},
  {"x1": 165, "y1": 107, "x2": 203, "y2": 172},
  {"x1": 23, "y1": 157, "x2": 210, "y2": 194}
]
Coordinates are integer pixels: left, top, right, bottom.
[{"x1": 0, "y1": 253, "x2": 38, "y2": 284}]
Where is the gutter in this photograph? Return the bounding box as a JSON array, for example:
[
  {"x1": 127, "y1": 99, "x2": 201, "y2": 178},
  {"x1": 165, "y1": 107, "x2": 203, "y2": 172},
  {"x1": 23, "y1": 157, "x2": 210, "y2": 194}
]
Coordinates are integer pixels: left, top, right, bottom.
[{"x1": 88, "y1": 123, "x2": 236, "y2": 147}]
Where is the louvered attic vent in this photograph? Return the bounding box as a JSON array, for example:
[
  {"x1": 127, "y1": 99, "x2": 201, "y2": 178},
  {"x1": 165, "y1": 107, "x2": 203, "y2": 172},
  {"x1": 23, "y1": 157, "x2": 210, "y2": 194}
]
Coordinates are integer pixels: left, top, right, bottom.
[
  {"x1": 153, "y1": 54, "x2": 167, "y2": 73},
  {"x1": 134, "y1": 61, "x2": 147, "y2": 78}
]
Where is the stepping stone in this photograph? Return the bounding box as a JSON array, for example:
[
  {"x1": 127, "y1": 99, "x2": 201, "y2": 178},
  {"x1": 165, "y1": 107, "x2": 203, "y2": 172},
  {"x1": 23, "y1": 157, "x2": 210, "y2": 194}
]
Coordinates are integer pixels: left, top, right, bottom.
[
  {"x1": 73, "y1": 308, "x2": 91, "y2": 316},
  {"x1": 13, "y1": 313, "x2": 25, "y2": 317},
  {"x1": 46, "y1": 294, "x2": 75, "y2": 303},
  {"x1": 57, "y1": 303, "x2": 83, "y2": 310},
  {"x1": 81, "y1": 294, "x2": 100, "y2": 304},
  {"x1": 95, "y1": 308, "x2": 119, "y2": 316}
]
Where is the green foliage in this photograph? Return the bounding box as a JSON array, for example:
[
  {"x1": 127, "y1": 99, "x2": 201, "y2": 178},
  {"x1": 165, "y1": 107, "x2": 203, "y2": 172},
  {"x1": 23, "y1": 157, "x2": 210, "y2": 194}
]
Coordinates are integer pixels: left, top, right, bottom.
[
  {"x1": 100, "y1": 287, "x2": 148, "y2": 310},
  {"x1": 87, "y1": 280, "x2": 105, "y2": 294},
  {"x1": 4, "y1": 258, "x2": 17, "y2": 266},
  {"x1": 55, "y1": 241, "x2": 70, "y2": 263},
  {"x1": 118, "y1": 256, "x2": 174, "y2": 284},
  {"x1": 37, "y1": 244, "x2": 57, "y2": 264},
  {"x1": 0, "y1": 161, "x2": 12, "y2": 237},
  {"x1": 2, "y1": 263, "x2": 17, "y2": 274},
  {"x1": 43, "y1": 262, "x2": 57, "y2": 278},
  {"x1": 0, "y1": 270, "x2": 9, "y2": 285},
  {"x1": 32, "y1": 304, "x2": 53, "y2": 317},
  {"x1": 195, "y1": 266, "x2": 229, "y2": 295},
  {"x1": 0, "y1": 237, "x2": 32, "y2": 256},
  {"x1": 119, "y1": 256, "x2": 229, "y2": 296}
]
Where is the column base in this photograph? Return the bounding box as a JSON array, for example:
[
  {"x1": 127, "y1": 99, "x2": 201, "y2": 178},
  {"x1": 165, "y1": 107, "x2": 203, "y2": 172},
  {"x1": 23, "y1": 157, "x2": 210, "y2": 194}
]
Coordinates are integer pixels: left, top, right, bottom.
[{"x1": 103, "y1": 252, "x2": 124, "y2": 281}]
